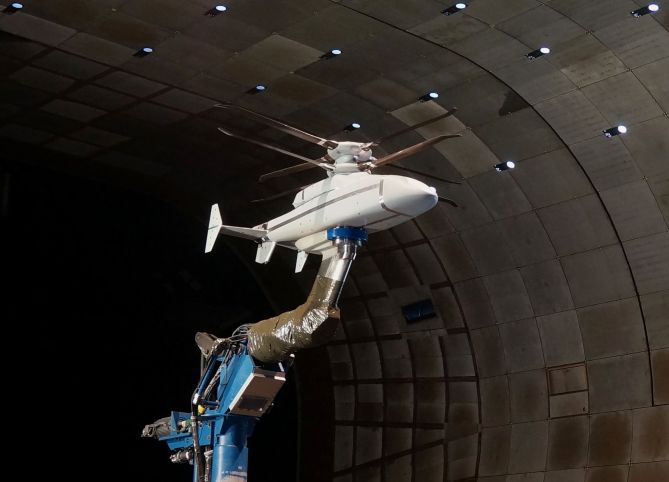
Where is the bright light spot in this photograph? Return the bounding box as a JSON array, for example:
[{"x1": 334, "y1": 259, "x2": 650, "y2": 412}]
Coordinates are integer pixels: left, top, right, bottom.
[
  {"x1": 617, "y1": 125, "x2": 627, "y2": 134},
  {"x1": 331, "y1": 49, "x2": 342, "y2": 55},
  {"x1": 506, "y1": 161, "x2": 516, "y2": 169},
  {"x1": 10, "y1": 2, "x2": 23, "y2": 8},
  {"x1": 142, "y1": 47, "x2": 153, "y2": 53},
  {"x1": 351, "y1": 122, "x2": 361, "y2": 129},
  {"x1": 456, "y1": 3, "x2": 466, "y2": 9},
  {"x1": 540, "y1": 47, "x2": 551, "y2": 54},
  {"x1": 215, "y1": 5, "x2": 227, "y2": 12},
  {"x1": 429, "y1": 92, "x2": 439, "y2": 99},
  {"x1": 255, "y1": 84, "x2": 266, "y2": 91},
  {"x1": 648, "y1": 4, "x2": 660, "y2": 12}
]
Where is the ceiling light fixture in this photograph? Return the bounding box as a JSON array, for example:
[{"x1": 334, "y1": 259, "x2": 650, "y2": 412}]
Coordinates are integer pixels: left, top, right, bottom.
[
  {"x1": 526, "y1": 47, "x2": 550, "y2": 60},
  {"x1": 247, "y1": 84, "x2": 266, "y2": 94},
  {"x1": 320, "y1": 48, "x2": 342, "y2": 60},
  {"x1": 442, "y1": 3, "x2": 467, "y2": 15},
  {"x1": 631, "y1": 3, "x2": 659, "y2": 16},
  {"x1": 495, "y1": 161, "x2": 516, "y2": 171},
  {"x1": 344, "y1": 122, "x2": 361, "y2": 132},
  {"x1": 206, "y1": 5, "x2": 227, "y2": 16},
  {"x1": 603, "y1": 125, "x2": 627, "y2": 137},
  {"x1": 3, "y1": 2, "x2": 23, "y2": 13},
  {"x1": 419, "y1": 92, "x2": 439, "y2": 102},
  {"x1": 134, "y1": 47, "x2": 154, "y2": 57}
]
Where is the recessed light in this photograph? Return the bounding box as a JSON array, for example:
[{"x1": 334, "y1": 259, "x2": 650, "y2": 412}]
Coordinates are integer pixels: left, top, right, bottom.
[
  {"x1": 442, "y1": 3, "x2": 466, "y2": 15},
  {"x1": 419, "y1": 92, "x2": 439, "y2": 102},
  {"x1": 527, "y1": 47, "x2": 550, "y2": 60},
  {"x1": 495, "y1": 161, "x2": 516, "y2": 171},
  {"x1": 631, "y1": 3, "x2": 660, "y2": 16},
  {"x1": 320, "y1": 48, "x2": 342, "y2": 60},
  {"x1": 3, "y1": 2, "x2": 23, "y2": 13},
  {"x1": 134, "y1": 47, "x2": 153, "y2": 57},
  {"x1": 603, "y1": 125, "x2": 627, "y2": 137},
  {"x1": 206, "y1": 5, "x2": 227, "y2": 16},
  {"x1": 247, "y1": 84, "x2": 266, "y2": 94},
  {"x1": 344, "y1": 122, "x2": 361, "y2": 132}
]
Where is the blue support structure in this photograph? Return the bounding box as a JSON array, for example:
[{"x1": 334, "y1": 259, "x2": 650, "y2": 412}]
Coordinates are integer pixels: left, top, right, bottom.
[{"x1": 145, "y1": 340, "x2": 287, "y2": 482}]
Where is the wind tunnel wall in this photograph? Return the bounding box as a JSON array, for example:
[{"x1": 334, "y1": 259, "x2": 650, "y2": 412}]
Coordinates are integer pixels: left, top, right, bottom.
[
  {"x1": 296, "y1": 189, "x2": 667, "y2": 482},
  {"x1": 0, "y1": 2, "x2": 667, "y2": 482}
]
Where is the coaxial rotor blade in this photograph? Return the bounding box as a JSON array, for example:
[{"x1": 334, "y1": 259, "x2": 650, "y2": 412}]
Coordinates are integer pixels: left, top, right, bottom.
[
  {"x1": 215, "y1": 103, "x2": 338, "y2": 149},
  {"x1": 218, "y1": 127, "x2": 331, "y2": 171},
  {"x1": 369, "y1": 134, "x2": 461, "y2": 168},
  {"x1": 370, "y1": 108, "x2": 458, "y2": 147},
  {"x1": 389, "y1": 165, "x2": 462, "y2": 185},
  {"x1": 438, "y1": 196, "x2": 458, "y2": 207},
  {"x1": 258, "y1": 160, "x2": 331, "y2": 183},
  {"x1": 251, "y1": 185, "x2": 308, "y2": 203}
]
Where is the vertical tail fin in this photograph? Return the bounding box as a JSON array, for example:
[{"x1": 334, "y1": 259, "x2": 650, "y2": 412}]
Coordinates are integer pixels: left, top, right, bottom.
[
  {"x1": 255, "y1": 241, "x2": 276, "y2": 264},
  {"x1": 205, "y1": 204, "x2": 222, "y2": 253},
  {"x1": 295, "y1": 251, "x2": 308, "y2": 273}
]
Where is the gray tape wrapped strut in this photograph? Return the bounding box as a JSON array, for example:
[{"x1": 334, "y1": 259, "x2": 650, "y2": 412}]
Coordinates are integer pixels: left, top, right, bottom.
[{"x1": 247, "y1": 240, "x2": 357, "y2": 362}]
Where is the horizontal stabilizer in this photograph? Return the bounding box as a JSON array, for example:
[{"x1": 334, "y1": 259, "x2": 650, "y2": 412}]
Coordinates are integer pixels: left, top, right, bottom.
[{"x1": 220, "y1": 225, "x2": 268, "y2": 240}]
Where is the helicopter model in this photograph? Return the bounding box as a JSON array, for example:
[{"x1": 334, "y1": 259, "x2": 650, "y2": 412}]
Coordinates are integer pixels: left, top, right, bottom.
[{"x1": 205, "y1": 103, "x2": 460, "y2": 272}]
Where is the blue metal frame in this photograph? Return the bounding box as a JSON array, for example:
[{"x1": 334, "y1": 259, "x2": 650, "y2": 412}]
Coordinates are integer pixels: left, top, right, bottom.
[{"x1": 156, "y1": 346, "x2": 284, "y2": 481}]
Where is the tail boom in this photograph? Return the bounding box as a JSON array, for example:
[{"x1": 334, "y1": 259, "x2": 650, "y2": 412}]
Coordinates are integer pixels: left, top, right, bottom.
[{"x1": 204, "y1": 203, "x2": 268, "y2": 254}]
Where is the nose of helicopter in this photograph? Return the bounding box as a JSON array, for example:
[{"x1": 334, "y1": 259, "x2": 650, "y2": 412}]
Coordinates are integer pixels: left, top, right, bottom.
[{"x1": 381, "y1": 177, "x2": 438, "y2": 216}]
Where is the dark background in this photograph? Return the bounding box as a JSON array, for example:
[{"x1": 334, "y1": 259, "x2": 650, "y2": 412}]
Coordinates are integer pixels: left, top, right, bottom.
[{"x1": 3, "y1": 159, "x2": 297, "y2": 482}]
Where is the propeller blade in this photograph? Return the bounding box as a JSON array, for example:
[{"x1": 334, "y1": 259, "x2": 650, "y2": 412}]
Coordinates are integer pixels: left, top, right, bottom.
[
  {"x1": 371, "y1": 108, "x2": 458, "y2": 146},
  {"x1": 251, "y1": 185, "x2": 308, "y2": 203},
  {"x1": 258, "y1": 161, "x2": 330, "y2": 183},
  {"x1": 218, "y1": 127, "x2": 331, "y2": 171},
  {"x1": 388, "y1": 165, "x2": 462, "y2": 185},
  {"x1": 369, "y1": 134, "x2": 461, "y2": 168},
  {"x1": 438, "y1": 196, "x2": 458, "y2": 207},
  {"x1": 215, "y1": 103, "x2": 338, "y2": 149}
]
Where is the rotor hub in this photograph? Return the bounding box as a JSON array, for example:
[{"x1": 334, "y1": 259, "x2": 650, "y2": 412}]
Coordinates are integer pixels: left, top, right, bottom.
[{"x1": 327, "y1": 141, "x2": 373, "y2": 165}]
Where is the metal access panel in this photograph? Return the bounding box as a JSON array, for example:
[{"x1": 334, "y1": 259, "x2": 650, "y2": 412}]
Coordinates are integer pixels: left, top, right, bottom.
[{"x1": 228, "y1": 367, "x2": 286, "y2": 417}]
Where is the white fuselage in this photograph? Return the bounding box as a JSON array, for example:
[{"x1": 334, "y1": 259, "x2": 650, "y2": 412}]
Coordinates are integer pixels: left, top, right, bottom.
[{"x1": 256, "y1": 172, "x2": 438, "y2": 253}]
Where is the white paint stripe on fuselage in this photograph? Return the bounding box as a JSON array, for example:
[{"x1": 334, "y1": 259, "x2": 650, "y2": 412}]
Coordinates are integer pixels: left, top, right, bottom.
[
  {"x1": 264, "y1": 175, "x2": 416, "y2": 246},
  {"x1": 268, "y1": 183, "x2": 378, "y2": 231}
]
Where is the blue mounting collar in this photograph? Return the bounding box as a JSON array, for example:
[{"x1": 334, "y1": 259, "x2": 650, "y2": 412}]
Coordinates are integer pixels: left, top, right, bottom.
[{"x1": 327, "y1": 226, "x2": 368, "y2": 243}]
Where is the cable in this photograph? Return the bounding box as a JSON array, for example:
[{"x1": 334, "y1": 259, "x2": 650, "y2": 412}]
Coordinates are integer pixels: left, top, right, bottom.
[
  {"x1": 188, "y1": 330, "x2": 249, "y2": 482},
  {"x1": 190, "y1": 340, "x2": 229, "y2": 482}
]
